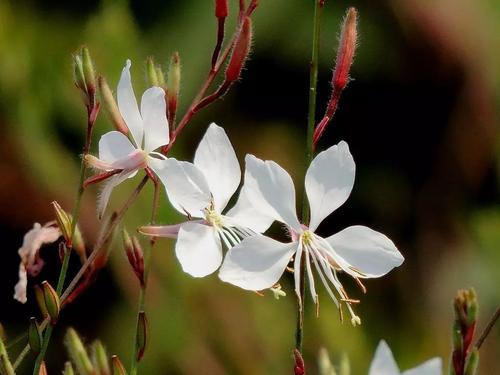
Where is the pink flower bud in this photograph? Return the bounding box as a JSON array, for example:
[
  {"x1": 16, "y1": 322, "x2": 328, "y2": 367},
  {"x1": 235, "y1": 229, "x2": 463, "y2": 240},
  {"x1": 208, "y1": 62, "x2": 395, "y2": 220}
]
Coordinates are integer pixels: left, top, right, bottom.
[
  {"x1": 225, "y1": 17, "x2": 252, "y2": 83},
  {"x1": 332, "y1": 7, "x2": 357, "y2": 91}
]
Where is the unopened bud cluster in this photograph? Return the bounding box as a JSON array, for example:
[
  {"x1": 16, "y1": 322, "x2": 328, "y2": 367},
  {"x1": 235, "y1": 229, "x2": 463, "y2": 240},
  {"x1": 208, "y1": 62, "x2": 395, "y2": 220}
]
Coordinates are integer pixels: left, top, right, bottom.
[
  {"x1": 73, "y1": 47, "x2": 97, "y2": 107},
  {"x1": 123, "y1": 230, "x2": 145, "y2": 287}
]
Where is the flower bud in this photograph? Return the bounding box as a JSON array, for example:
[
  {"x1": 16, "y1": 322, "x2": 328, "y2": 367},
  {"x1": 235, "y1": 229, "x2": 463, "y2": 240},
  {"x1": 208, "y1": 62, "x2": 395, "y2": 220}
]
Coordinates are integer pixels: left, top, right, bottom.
[
  {"x1": 34, "y1": 285, "x2": 49, "y2": 318},
  {"x1": 52, "y1": 201, "x2": 72, "y2": 246},
  {"x1": 63, "y1": 362, "x2": 75, "y2": 375},
  {"x1": 42, "y1": 281, "x2": 60, "y2": 325},
  {"x1": 167, "y1": 52, "x2": 181, "y2": 125},
  {"x1": 38, "y1": 361, "x2": 48, "y2": 375},
  {"x1": 225, "y1": 17, "x2": 252, "y2": 83},
  {"x1": 136, "y1": 311, "x2": 148, "y2": 361},
  {"x1": 73, "y1": 55, "x2": 86, "y2": 93},
  {"x1": 65, "y1": 328, "x2": 94, "y2": 375},
  {"x1": 82, "y1": 47, "x2": 96, "y2": 97},
  {"x1": 146, "y1": 57, "x2": 159, "y2": 87},
  {"x1": 111, "y1": 355, "x2": 127, "y2": 375},
  {"x1": 293, "y1": 349, "x2": 305, "y2": 375},
  {"x1": 215, "y1": 0, "x2": 228, "y2": 19},
  {"x1": 332, "y1": 8, "x2": 357, "y2": 91},
  {"x1": 29, "y1": 317, "x2": 42, "y2": 355},
  {"x1": 91, "y1": 340, "x2": 111, "y2": 375},
  {"x1": 123, "y1": 229, "x2": 145, "y2": 286},
  {"x1": 464, "y1": 348, "x2": 479, "y2": 375},
  {"x1": 98, "y1": 76, "x2": 128, "y2": 134},
  {"x1": 0, "y1": 337, "x2": 14, "y2": 375},
  {"x1": 155, "y1": 67, "x2": 166, "y2": 89}
]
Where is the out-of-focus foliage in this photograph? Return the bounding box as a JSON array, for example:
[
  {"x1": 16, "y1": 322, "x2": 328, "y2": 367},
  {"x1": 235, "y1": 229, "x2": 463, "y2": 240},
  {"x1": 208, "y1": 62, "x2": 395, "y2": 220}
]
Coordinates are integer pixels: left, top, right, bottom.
[{"x1": 0, "y1": 0, "x2": 498, "y2": 374}]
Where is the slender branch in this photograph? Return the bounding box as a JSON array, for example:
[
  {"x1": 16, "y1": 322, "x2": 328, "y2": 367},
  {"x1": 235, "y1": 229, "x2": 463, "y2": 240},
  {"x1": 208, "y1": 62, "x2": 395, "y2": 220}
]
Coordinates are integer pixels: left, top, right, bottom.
[
  {"x1": 296, "y1": 0, "x2": 324, "y2": 353},
  {"x1": 129, "y1": 180, "x2": 160, "y2": 375},
  {"x1": 60, "y1": 176, "x2": 148, "y2": 304},
  {"x1": 13, "y1": 340, "x2": 31, "y2": 370},
  {"x1": 476, "y1": 306, "x2": 500, "y2": 350}
]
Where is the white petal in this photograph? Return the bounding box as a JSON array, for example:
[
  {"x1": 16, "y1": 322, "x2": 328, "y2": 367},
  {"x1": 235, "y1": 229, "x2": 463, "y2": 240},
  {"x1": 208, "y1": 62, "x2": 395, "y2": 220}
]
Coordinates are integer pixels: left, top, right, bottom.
[
  {"x1": 14, "y1": 264, "x2": 28, "y2": 304},
  {"x1": 98, "y1": 131, "x2": 136, "y2": 163},
  {"x1": 243, "y1": 154, "x2": 301, "y2": 231},
  {"x1": 152, "y1": 158, "x2": 211, "y2": 218},
  {"x1": 193, "y1": 123, "x2": 241, "y2": 212},
  {"x1": 117, "y1": 60, "x2": 143, "y2": 147},
  {"x1": 306, "y1": 141, "x2": 355, "y2": 231},
  {"x1": 225, "y1": 185, "x2": 274, "y2": 233},
  {"x1": 325, "y1": 226, "x2": 404, "y2": 278},
  {"x1": 175, "y1": 222, "x2": 222, "y2": 277},
  {"x1": 219, "y1": 235, "x2": 297, "y2": 291},
  {"x1": 141, "y1": 87, "x2": 169, "y2": 152},
  {"x1": 369, "y1": 341, "x2": 400, "y2": 375},
  {"x1": 97, "y1": 170, "x2": 135, "y2": 218},
  {"x1": 402, "y1": 358, "x2": 442, "y2": 375}
]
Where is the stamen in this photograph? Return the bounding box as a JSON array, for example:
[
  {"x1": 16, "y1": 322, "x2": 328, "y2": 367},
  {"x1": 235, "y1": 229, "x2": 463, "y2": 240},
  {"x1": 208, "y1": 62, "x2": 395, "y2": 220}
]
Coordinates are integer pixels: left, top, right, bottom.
[
  {"x1": 308, "y1": 245, "x2": 339, "y2": 307},
  {"x1": 304, "y1": 247, "x2": 318, "y2": 305},
  {"x1": 354, "y1": 277, "x2": 367, "y2": 294}
]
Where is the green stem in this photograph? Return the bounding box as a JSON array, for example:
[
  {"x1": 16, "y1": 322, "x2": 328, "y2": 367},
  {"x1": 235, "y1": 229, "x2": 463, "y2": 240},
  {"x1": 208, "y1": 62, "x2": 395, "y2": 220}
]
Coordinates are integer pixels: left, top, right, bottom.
[
  {"x1": 296, "y1": 0, "x2": 323, "y2": 353},
  {"x1": 129, "y1": 180, "x2": 160, "y2": 375},
  {"x1": 32, "y1": 104, "x2": 96, "y2": 374}
]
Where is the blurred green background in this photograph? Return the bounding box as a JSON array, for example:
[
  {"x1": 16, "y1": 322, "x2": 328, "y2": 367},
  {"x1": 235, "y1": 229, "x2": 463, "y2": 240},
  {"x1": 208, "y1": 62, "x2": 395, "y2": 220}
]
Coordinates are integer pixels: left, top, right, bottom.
[{"x1": 0, "y1": 0, "x2": 499, "y2": 373}]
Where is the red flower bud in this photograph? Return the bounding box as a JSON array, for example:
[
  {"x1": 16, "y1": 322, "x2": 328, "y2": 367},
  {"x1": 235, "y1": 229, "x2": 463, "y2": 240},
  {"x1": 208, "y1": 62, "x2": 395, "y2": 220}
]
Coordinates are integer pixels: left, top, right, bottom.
[
  {"x1": 215, "y1": 0, "x2": 228, "y2": 19},
  {"x1": 332, "y1": 7, "x2": 357, "y2": 91},
  {"x1": 225, "y1": 17, "x2": 252, "y2": 83}
]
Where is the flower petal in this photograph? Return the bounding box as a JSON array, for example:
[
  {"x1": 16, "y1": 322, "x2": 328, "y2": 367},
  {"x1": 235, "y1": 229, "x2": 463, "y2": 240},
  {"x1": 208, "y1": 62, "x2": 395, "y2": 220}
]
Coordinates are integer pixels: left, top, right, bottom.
[
  {"x1": 175, "y1": 222, "x2": 222, "y2": 277},
  {"x1": 402, "y1": 358, "x2": 442, "y2": 375},
  {"x1": 14, "y1": 264, "x2": 28, "y2": 304},
  {"x1": 243, "y1": 154, "x2": 301, "y2": 231},
  {"x1": 152, "y1": 158, "x2": 211, "y2": 218},
  {"x1": 97, "y1": 170, "x2": 135, "y2": 219},
  {"x1": 225, "y1": 185, "x2": 274, "y2": 233},
  {"x1": 117, "y1": 60, "x2": 143, "y2": 147},
  {"x1": 138, "y1": 223, "x2": 184, "y2": 239},
  {"x1": 219, "y1": 235, "x2": 297, "y2": 291},
  {"x1": 98, "y1": 131, "x2": 136, "y2": 163},
  {"x1": 369, "y1": 341, "x2": 400, "y2": 375},
  {"x1": 325, "y1": 226, "x2": 404, "y2": 278},
  {"x1": 306, "y1": 141, "x2": 355, "y2": 231},
  {"x1": 141, "y1": 87, "x2": 169, "y2": 152},
  {"x1": 193, "y1": 123, "x2": 241, "y2": 212}
]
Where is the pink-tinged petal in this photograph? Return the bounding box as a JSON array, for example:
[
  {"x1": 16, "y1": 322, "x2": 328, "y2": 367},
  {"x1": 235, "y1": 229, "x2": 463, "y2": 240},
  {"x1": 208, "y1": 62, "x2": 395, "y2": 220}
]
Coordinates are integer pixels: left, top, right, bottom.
[
  {"x1": 97, "y1": 170, "x2": 136, "y2": 219},
  {"x1": 225, "y1": 185, "x2": 274, "y2": 233},
  {"x1": 325, "y1": 226, "x2": 404, "y2": 278},
  {"x1": 193, "y1": 123, "x2": 241, "y2": 212},
  {"x1": 369, "y1": 341, "x2": 400, "y2": 375},
  {"x1": 402, "y1": 358, "x2": 442, "y2": 375},
  {"x1": 117, "y1": 60, "x2": 143, "y2": 147},
  {"x1": 14, "y1": 264, "x2": 28, "y2": 303},
  {"x1": 152, "y1": 158, "x2": 211, "y2": 218},
  {"x1": 98, "y1": 131, "x2": 136, "y2": 164},
  {"x1": 139, "y1": 222, "x2": 195, "y2": 239},
  {"x1": 175, "y1": 222, "x2": 222, "y2": 277},
  {"x1": 243, "y1": 154, "x2": 301, "y2": 232},
  {"x1": 219, "y1": 235, "x2": 297, "y2": 291},
  {"x1": 306, "y1": 141, "x2": 355, "y2": 231},
  {"x1": 141, "y1": 87, "x2": 169, "y2": 152}
]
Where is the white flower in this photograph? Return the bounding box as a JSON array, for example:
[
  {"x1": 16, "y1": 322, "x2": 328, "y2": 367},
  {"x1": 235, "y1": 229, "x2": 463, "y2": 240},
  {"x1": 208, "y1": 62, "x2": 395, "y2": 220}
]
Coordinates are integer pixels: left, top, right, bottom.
[
  {"x1": 86, "y1": 60, "x2": 169, "y2": 217},
  {"x1": 140, "y1": 123, "x2": 273, "y2": 278},
  {"x1": 219, "y1": 141, "x2": 404, "y2": 323},
  {"x1": 369, "y1": 340, "x2": 442, "y2": 375},
  {"x1": 14, "y1": 222, "x2": 61, "y2": 303}
]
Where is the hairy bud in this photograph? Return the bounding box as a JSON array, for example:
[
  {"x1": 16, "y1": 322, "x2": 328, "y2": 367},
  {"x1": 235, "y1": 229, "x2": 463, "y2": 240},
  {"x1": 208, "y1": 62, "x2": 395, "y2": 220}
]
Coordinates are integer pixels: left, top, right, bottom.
[
  {"x1": 146, "y1": 57, "x2": 159, "y2": 87},
  {"x1": 215, "y1": 0, "x2": 228, "y2": 18},
  {"x1": 332, "y1": 8, "x2": 357, "y2": 91},
  {"x1": 167, "y1": 52, "x2": 181, "y2": 126},
  {"x1": 225, "y1": 17, "x2": 252, "y2": 83}
]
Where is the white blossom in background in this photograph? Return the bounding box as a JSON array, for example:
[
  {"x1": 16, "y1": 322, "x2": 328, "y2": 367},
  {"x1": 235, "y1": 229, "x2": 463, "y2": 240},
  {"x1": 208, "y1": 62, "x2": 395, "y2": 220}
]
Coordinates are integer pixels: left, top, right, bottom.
[
  {"x1": 219, "y1": 141, "x2": 404, "y2": 324},
  {"x1": 14, "y1": 223, "x2": 61, "y2": 303},
  {"x1": 369, "y1": 341, "x2": 442, "y2": 375},
  {"x1": 85, "y1": 59, "x2": 169, "y2": 217},
  {"x1": 140, "y1": 123, "x2": 273, "y2": 278}
]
